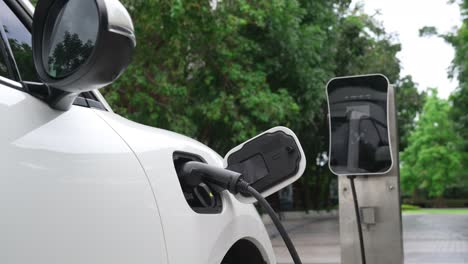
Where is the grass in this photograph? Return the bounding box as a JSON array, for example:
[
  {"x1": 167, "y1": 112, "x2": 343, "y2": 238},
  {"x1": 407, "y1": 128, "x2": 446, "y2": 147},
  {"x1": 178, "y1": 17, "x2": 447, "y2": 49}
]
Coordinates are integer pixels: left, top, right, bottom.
[
  {"x1": 402, "y1": 207, "x2": 468, "y2": 214},
  {"x1": 401, "y1": 204, "x2": 420, "y2": 211}
]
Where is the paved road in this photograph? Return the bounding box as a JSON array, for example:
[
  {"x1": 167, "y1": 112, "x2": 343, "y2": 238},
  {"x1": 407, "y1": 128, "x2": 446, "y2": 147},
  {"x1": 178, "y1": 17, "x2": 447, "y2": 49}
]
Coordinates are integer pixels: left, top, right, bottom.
[
  {"x1": 267, "y1": 213, "x2": 468, "y2": 264},
  {"x1": 404, "y1": 214, "x2": 468, "y2": 264}
]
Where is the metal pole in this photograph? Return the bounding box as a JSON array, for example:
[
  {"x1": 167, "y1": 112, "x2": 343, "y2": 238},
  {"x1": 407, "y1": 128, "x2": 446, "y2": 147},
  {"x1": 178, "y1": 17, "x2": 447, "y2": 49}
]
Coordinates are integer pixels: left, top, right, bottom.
[{"x1": 338, "y1": 85, "x2": 404, "y2": 264}]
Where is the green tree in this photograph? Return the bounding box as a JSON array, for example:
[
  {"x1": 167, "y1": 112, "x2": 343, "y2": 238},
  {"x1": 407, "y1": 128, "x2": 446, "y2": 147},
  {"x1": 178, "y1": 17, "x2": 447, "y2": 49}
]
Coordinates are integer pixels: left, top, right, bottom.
[
  {"x1": 400, "y1": 90, "x2": 462, "y2": 200},
  {"x1": 448, "y1": 0, "x2": 468, "y2": 188},
  {"x1": 395, "y1": 76, "x2": 425, "y2": 150},
  {"x1": 448, "y1": 1, "x2": 468, "y2": 149},
  {"x1": 422, "y1": 1, "x2": 468, "y2": 188},
  {"x1": 334, "y1": 6, "x2": 401, "y2": 83},
  {"x1": 420, "y1": 1, "x2": 467, "y2": 152},
  {"x1": 419, "y1": 0, "x2": 468, "y2": 192},
  {"x1": 104, "y1": 0, "x2": 301, "y2": 154}
]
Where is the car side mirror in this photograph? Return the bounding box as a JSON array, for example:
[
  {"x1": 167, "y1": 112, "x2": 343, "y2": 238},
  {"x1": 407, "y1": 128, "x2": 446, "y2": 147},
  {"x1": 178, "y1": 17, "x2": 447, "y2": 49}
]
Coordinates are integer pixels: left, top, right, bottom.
[
  {"x1": 326, "y1": 74, "x2": 394, "y2": 176},
  {"x1": 224, "y1": 127, "x2": 306, "y2": 203},
  {"x1": 32, "y1": 0, "x2": 135, "y2": 110}
]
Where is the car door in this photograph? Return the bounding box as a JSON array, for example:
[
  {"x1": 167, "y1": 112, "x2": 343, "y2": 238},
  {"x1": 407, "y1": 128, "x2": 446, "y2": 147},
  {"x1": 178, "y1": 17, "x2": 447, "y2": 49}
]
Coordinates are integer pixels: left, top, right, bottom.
[{"x1": 0, "y1": 1, "x2": 168, "y2": 263}]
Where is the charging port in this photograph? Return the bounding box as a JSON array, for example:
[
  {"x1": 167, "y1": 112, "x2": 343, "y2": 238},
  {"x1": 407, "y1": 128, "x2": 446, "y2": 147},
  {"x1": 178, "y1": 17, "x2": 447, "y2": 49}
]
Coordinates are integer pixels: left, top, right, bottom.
[{"x1": 173, "y1": 152, "x2": 223, "y2": 214}]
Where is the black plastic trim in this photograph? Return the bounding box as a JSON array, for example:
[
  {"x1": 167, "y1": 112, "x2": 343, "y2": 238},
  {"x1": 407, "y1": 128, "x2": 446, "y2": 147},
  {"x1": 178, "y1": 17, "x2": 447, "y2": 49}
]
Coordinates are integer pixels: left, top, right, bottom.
[
  {"x1": 73, "y1": 96, "x2": 89, "y2": 108},
  {"x1": 23, "y1": 81, "x2": 50, "y2": 98},
  {"x1": 173, "y1": 152, "x2": 223, "y2": 214},
  {"x1": 22, "y1": 81, "x2": 107, "y2": 110},
  {"x1": 4, "y1": 0, "x2": 32, "y2": 30},
  {"x1": 86, "y1": 98, "x2": 106, "y2": 110},
  {"x1": 80, "y1": 91, "x2": 99, "y2": 101}
]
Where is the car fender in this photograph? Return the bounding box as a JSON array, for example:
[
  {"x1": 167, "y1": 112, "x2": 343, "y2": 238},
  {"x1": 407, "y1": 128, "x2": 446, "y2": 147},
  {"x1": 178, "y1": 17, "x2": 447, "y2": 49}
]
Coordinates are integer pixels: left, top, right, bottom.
[{"x1": 95, "y1": 110, "x2": 275, "y2": 264}]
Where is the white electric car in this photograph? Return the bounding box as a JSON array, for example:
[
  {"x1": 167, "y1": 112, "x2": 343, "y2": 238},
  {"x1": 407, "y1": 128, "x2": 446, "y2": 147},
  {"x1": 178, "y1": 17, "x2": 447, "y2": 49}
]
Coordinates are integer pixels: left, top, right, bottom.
[{"x1": 0, "y1": 0, "x2": 306, "y2": 263}]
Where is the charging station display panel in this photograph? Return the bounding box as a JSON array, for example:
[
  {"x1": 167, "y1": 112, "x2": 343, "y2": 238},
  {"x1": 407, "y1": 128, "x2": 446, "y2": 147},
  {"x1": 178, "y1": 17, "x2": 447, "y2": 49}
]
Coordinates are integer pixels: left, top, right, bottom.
[{"x1": 327, "y1": 74, "x2": 393, "y2": 176}]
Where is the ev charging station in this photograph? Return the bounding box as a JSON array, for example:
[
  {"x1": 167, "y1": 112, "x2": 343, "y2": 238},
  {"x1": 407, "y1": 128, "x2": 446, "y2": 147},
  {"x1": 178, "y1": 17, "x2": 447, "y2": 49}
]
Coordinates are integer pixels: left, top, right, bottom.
[{"x1": 326, "y1": 74, "x2": 404, "y2": 264}]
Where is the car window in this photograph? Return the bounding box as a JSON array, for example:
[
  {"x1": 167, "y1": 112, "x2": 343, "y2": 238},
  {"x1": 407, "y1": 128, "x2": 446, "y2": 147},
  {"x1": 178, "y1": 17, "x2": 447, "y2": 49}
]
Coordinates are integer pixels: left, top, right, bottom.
[
  {"x1": 0, "y1": 41, "x2": 10, "y2": 78},
  {"x1": 0, "y1": 0, "x2": 40, "y2": 82}
]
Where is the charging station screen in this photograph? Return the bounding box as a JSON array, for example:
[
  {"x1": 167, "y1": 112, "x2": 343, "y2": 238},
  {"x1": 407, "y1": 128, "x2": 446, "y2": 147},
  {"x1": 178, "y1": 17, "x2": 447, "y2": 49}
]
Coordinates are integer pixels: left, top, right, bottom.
[{"x1": 327, "y1": 75, "x2": 393, "y2": 175}]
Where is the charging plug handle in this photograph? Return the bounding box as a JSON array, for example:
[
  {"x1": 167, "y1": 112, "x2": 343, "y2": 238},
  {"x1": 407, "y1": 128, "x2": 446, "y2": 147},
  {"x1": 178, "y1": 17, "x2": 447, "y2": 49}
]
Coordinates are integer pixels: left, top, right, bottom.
[
  {"x1": 180, "y1": 161, "x2": 242, "y2": 194},
  {"x1": 180, "y1": 161, "x2": 303, "y2": 264}
]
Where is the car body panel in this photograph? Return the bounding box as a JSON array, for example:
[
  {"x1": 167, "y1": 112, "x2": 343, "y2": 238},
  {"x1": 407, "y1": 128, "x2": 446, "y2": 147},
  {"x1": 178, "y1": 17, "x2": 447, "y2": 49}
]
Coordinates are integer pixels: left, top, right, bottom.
[
  {"x1": 95, "y1": 110, "x2": 276, "y2": 264},
  {"x1": 0, "y1": 83, "x2": 168, "y2": 263}
]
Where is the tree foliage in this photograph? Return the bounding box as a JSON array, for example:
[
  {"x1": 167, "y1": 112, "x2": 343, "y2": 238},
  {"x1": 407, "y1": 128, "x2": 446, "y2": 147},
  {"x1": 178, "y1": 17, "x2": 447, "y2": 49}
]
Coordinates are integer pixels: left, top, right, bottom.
[
  {"x1": 407, "y1": 0, "x2": 468, "y2": 199},
  {"x1": 401, "y1": 91, "x2": 462, "y2": 198},
  {"x1": 104, "y1": 0, "x2": 305, "y2": 153},
  {"x1": 395, "y1": 76, "x2": 425, "y2": 150},
  {"x1": 448, "y1": 0, "x2": 468, "y2": 150},
  {"x1": 417, "y1": 0, "x2": 468, "y2": 196},
  {"x1": 334, "y1": 7, "x2": 401, "y2": 83},
  {"x1": 97, "y1": 0, "x2": 425, "y2": 208},
  {"x1": 103, "y1": 0, "x2": 418, "y2": 151}
]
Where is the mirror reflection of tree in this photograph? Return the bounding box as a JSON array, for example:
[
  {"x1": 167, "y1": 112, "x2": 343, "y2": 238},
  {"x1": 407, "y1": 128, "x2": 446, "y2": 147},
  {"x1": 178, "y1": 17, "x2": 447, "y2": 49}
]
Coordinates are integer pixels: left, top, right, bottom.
[{"x1": 48, "y1": 31, "x2": 94, "y2": 77}]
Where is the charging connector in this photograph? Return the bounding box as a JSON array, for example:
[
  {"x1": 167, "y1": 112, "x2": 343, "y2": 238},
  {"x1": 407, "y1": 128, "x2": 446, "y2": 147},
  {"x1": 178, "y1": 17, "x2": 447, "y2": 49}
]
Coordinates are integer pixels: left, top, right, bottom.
[
  {"x1": 180, "y1": 161, "x2": 242, "y2": 194},
  {"x1": 180, "y1": 161, "x2": 303, "y2": 264}
]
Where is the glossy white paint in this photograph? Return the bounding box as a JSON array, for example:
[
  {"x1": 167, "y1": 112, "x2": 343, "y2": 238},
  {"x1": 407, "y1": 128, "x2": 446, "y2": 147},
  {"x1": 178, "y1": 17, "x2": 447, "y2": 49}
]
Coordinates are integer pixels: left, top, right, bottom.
[
  {"x1": 95, "y1": 111, "x2": 276, "y2": 264},
  {"x1": 225, "y1": 126, "x2": 307, "y2": 204},
  {"x1": 0, "y1": 84, "x2": 167, "y2": 263},
  {"x1": 0, "y1": 79, "x2": 275, "y2": 263},
  {"x1": 103, "y1": 0, "x2": 134, "y2": 36}
]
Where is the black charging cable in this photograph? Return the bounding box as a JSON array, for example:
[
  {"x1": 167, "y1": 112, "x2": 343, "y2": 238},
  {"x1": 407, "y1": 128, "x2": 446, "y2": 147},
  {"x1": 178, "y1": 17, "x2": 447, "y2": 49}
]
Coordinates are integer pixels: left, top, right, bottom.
[
  {"x1": 180, "y1": 162, "x2": 303, "y2": 264},
  {"x1": 348, "y1": 175, "x2": 366, "y2": 264}
]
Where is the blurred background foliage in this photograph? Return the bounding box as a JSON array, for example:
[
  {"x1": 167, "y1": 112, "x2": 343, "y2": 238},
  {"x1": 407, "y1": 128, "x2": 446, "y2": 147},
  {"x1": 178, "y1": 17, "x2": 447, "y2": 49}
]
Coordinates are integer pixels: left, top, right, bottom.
[
  {"x1": 401, "y1": 90, "x2": 463, "y2": 202},
  {"x1": 403, "y1": 0, "x2": 468, "y2": 207},
  {"x1": 90, "y1": 0, "x2": 464, "y2": 209}
]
